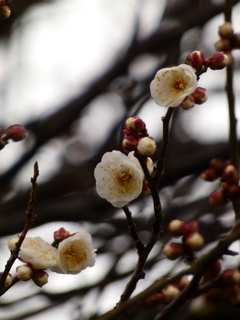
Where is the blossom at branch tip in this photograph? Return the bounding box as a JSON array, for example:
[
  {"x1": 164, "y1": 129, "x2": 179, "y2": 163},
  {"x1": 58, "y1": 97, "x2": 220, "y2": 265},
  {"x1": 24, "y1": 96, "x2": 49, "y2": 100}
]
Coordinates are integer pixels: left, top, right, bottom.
[
  {"x1": 51, "y1": 231, "x2": 96, "y2": 275},
  {"x1": 94, "y1": 150, "x2": 144, "y2": 208},
  {"x1": 150, "y1": 64, "x2": 197, "y2": 107},
  {"x1": 19, "y1": 237, "x2": 58, "y2": 270}
]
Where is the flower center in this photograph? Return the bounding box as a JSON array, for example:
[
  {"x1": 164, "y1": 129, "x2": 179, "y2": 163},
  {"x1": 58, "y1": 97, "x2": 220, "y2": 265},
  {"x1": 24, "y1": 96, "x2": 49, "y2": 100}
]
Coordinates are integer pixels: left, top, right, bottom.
[
  {"x1": 118, "y1": 171, "x2": 132, "y2": 185},
  {"x1": 174, "y1": 81, "x2": 185, "y2": 90}
]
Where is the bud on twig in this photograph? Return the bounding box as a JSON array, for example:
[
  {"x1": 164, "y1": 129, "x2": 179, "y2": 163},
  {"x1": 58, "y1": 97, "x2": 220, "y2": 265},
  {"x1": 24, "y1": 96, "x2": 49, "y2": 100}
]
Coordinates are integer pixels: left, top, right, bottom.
[
  {"x1": 137, "y1": 137, "x2": 157, "y2": 157},
  {"x1": 16, "y1": 265, "x2": 33, "y2": 281},
  {"x1": 5, "y1": 125, "x2": 27, "y2": 142},
  {"x1": 184, "y1": 232, "x2": 204, "y2": 251},
  {"x1": 162, "y1": 242, "x2": 185, "y2": 260},
  {"x1": 218, "y1": 22, "x2": 234, "y2": 39},
  {"x1": 168, "y1": 219, "x2": 186, "y2": 237}
]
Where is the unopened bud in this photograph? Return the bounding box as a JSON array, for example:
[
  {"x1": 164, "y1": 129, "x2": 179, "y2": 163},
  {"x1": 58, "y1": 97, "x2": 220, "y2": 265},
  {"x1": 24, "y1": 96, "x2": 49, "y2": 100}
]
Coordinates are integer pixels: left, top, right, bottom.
[
  {"x1": 173, "y1": 276, "x2": 189, "y2": 290},
  {"x1": 162, "y1": 242, "x2": 185, "y2": 260},
  {"x1": 192, "y1": 87, "x2": 208, "y2": 105},
  {"x1": 162, "y1": 285, "x2": 180, "y2": 302},
  {"x1": 218, "y1": 22, "x2": 234, "y2": 39},
  {"x1": 210, "y1": 158, "x2": 225, "y2": 173},
  {"x1": 204, "y1": 260, "x2": 221, "y2": 280},
  {"x1": 223, "y1": 285, "x2": 240, "y2": 305},
  {"x1": 209, "y1": 190, "x2": 227, "y2": 206},
  {"x1": 125, "y1": 117, "x2": 146, "y2": 133},
  {"x1": 184, "y1": 232, "x2": 204, "y2": 251},
  {"x1": 0, "y1": 273, "x2": 12, "y2": 288},
  {"x1": 200, "y1": 168, "x2": 218, "y2": 181},
  {"x1": 221, "y1": 269, "x2": 240, "y2": 285},
  {"x1": 168, "y1": 219, "x2": 186, "y2": 237},
  {"x1": 122, "y1": 136, "x2": 138, "y2": 152},
  {"x1": 8, "y1": 236, "x2": 20, "y2": 251},
  {"x1": 0, "y1": 5, "x2": 10, "y2": 19},
  {"x1": 32, "y1": 270, "x2": 49, "y2": 287},
  {"x1": 140, "y1": 293, "x2": 162, "y2": 308},
  {"x1": 54, "y1": 228, "x2": 70, "y2": 241},
  {"x1": 228, "y1": 185, "x2": 240, "y2": 198},
  {"x1": 188, "y1": 51, "x2": 205, "y2": 70},
  {"x1": 141, "y1": 180, "x2": 151, "y2": 196},
  {"x1": 184, "y1": 221, "x2": 199, "y2": 234},
  {"x1": 180, "y1": 94, "x2": 195, "y2": 110},
  {"x1": 5, "y1": 125, "x2": 27, "y2": 141},
  {"x1": 16, "y1": 265, "x2": 33, "y2": 281},
  {"x1": 137, "y1": 136, "x2": 156, "y2": 156},
  {"x1": 206, "y1": 52, "x2": 229, "y2": 70},
  {"x1": 222, "y1": 164, "x2": 239, "y2": 185}
]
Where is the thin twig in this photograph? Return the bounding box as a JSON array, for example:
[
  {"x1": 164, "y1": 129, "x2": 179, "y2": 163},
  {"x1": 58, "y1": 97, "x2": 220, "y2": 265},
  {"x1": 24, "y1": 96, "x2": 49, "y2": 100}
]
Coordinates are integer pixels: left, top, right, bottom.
[{"x1": 0, "y1": 162, "x2": 39, "y2": 295}]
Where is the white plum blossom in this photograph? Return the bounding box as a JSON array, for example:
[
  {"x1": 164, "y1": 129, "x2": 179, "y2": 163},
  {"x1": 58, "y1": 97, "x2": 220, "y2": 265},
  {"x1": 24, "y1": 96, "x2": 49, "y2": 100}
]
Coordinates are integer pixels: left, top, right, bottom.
[
  {"x1": 150, "y1": 64, "x2": 197, "y2": 107},
  {"x1": 19, "y1": 237, "x2": 58, "y2": 270},
  {"x1": 51, "y1": 231, "x2": 96, "y2": 275},
  {"x1": 94, "y1": 150, "x2": 144, "y2": 208},
  {"x1": 128, "y1": 151, "x2": 154, "y2": 174}
]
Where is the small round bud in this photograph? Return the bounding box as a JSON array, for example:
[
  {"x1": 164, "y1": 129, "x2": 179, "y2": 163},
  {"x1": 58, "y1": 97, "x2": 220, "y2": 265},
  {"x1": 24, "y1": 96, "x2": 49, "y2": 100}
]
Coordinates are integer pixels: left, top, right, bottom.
[
  {"x1": 204, "y1": 260, "x2": 221, "y2": 281},
  {"x1": 162, "y1": 285, "x2": 180, "y2": 302},
  {"x1": 218, "y1": 22, "x2": 234, "y2": 39},
  {"x1": 210, "y1": 158, "x2": 225, "y2": 173},
  {"x1": 140, "y1": 293, "x2": 162, "y2": 308},
  {"x1": 221, "y1": 269, "x2": 240, "y2": 285},
  {"x1": 192, "y1": 87, "x2": 208, "y2": 105},
  {"x1": 137, "y1": 137, "x2": 157, "y2": 157},
  {"x1": 53, "y1": 228, "x2": 70, "y2": 241},
  {"x1": 206, "y1": 52, "x2": 229, "y2": 70},
  {"x1": 0, "y1": 5, "x2": 10, "y2": 19},
  {"x1": 184, "y1": 220, "x2": 199, "y2": 234},
  {"x1": 180, "y1": 94, "x2": 195, "y2": 110},
  {"x1": 228, "y1": 185, "x2": 240, "y2": 198},
  {"x1": 184, "y1": 232, "x2": 204, "y2": 251},
  {"x1": 168, "y1": 219, "x2": 186, "y2": 237},
  {"x1": 162, "y1": 242, "x2": 185, "y2": 260},
  {"x1": 172, "y1": 276, "x2": 189, "y2": 290},
  {"x1": 5, "y1": 125, "x2": 27, "y2": 141},
  {"x1": 0, "y1": 273, "x2": 12, "y2": 288},
  {"x1": 32, "y1": 270, "x2": 49, "y2": 287},
  {"x1": 122, "y1": 136, "x2": 138, "y2": 152},
  {"x1": 188, "y1": 51, "x2": 205, "y2": 70},
  {"x1": 8, "y1": 236, "x2": 20, "y2": 251},
  {"x1": 16, "y1": 265, "x2": 33, "y2": 281},
  {"x1": 214, "y1": 38, "x2": 232, "y2": 51},
  {"x1": 209, "y1": 190, "x2": 227, "y2": 206},
  {"x1": 222, "y1": 164, "x2": 239, "y2": 185},
  {"x1": 125, "y1": 117, "x2": 146, "y2": 133},
  {"x1": 223, "y1": 285, "x2": 240, "y2": 305},
  {"x1": 200, "y1": 168, "x2": 218, "y2": 181}
]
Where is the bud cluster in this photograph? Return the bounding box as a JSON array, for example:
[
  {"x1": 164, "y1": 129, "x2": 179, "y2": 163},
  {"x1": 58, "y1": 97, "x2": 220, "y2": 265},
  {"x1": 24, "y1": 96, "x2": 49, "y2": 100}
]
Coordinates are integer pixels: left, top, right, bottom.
[
  {"x1": 162, "y1": 219, "x2": 204, "y2": 260},
  {"x1": 200, "y1": 159, "x2": 240, "y2": 206},
  {"x1": 214, "y1": 22, "x2": 240, "y2": 52},
  {"x1": 0, "y1": 124, "x2": 27, "y2": 150},
  {"x1": 0, "y1": 0, "x2": 11, "y2": 19},
  {"x1": 140, "y1": 276, "x2": 189, "y2": 308},
  {"x1": 122, "y1": 117, "x2": 157, "y2": 157}
]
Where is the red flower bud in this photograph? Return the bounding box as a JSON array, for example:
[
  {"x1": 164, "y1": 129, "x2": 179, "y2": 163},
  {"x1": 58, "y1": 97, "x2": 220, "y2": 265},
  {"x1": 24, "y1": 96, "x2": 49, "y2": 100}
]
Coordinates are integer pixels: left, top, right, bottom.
[
  {"x1": 184, "y1": 221, "x2": 199, "y2": 234},
  {"x1": 0, "y1": 5, "x2": 10, "y2": 19},
  {"x1": 172, "y1": 276, "x2": 189, "y2": 290},
  {"x1": 125, "y1": 117, "x2": 146, "y2": 133},
  {"x1": 223, "y1": 285, "x2": 240, "y2": 305},
  {"x1": 218, "y1": 22, "x2": 234, "y2": 39},
  {"x1": 221, "y1": 269, "x2": 240, "y2": 285},
  {"x1": 222, "y1": 164, "x2": 239, "y2": 185},
  {"x1": 209, "y1": 190, "x2": 227, "y2": 206},
  {"x1": 5, "y1": 125, "x2": 27, "y2": 141},
  {"x1": 204, "y1": 260, "x2": 221, "y2": 280},
  {"x1": 206, "y1": 52, "x2": 229, "y2": 70},
  {"x1": 192, "y1": 87, "x2": 208, "y2": 105},
  {"x1": 210, "y1": 158, "x2": 225, "y2": 173},
  {"x1": 54, "y1": 228, "x2": 70, "y2": 241},
  {"x1": 180, "y1": 94, "x2": 195, "y2": 110},
  {"x1": 162, "y1": 285, "x2": 180, "y2": 302},
  {"x1": 162, "y1": 242, "x2": 185, "y2": 260},
  {"x1": 122, "y1": 136, "x2": 138, "y2": 152},
  {"x1": 168, "y1": 219, "x2": 186, "y2": 237},
  {"x1": 188, "y1": 51, "x2": 205, "y2": 70},
  {"x1": 184, "y1": 232, "x2": 204, "y2": 251},
  {"x1": 200, "y1": 169, "x2": 218, "y2": 181}
]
